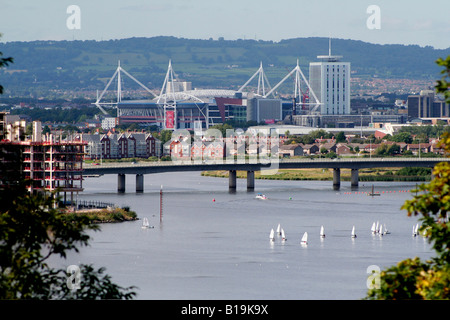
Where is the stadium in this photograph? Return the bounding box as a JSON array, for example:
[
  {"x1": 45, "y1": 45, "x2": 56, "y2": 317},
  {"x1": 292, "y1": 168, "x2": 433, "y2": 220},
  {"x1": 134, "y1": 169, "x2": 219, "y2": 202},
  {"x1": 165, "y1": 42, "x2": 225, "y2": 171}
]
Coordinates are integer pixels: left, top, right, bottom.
[{"x1": 94, "y1": 61, "x2": 315, "y2": 130}]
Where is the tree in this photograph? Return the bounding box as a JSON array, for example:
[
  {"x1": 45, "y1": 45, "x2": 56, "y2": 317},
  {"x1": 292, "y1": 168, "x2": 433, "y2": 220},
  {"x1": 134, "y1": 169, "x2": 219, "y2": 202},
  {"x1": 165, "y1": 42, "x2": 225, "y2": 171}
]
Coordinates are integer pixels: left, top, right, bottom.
[
  {"x1": 366, "y1": 56, "x2": 450, "y2": 300},
  {"x1": 335, "y1": 131, "x2": 346, "y2": 143},
  {"x1": 366, "y1": 133, "x2": 450, "y2": 299},
  {"x1": 0, "y1": 189, "x2": 137, "y2": 299},
  {"x1": 436, "y1": 56, "x2": 450, "y2": 103},
  {"x1": 387, "y1": 132, "x2": 413, "y2": 144},
  {"x1": 0, "y1": 34, "x2": 14, "y2": 94},
  {"x1": 0, "y1": 49, "x2": 136, "y2": 300}
]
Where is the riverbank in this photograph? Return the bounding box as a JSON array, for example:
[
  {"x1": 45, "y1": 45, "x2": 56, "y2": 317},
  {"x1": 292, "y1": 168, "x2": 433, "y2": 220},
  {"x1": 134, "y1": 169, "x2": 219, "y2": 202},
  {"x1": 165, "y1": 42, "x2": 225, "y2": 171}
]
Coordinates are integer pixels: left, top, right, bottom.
[
  {"x1": 62, "y1": 206, "x2": 138, "y2": 223},
  {"x1": 201, "y1": 168, "x2": 432, "y2": 182}
]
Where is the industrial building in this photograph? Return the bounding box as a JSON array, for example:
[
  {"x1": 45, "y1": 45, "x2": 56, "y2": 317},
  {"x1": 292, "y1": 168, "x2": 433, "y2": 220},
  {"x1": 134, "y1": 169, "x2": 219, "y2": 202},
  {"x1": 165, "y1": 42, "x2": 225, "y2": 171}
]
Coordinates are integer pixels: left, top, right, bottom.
[{"x1": 407, "y1": 90, "x2": 450, "y2": 120}]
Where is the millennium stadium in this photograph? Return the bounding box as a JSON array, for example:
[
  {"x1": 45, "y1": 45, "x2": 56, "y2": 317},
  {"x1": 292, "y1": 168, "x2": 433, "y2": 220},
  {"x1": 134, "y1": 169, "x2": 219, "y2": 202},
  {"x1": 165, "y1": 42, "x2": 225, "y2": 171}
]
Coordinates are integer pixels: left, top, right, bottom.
[
  {"x1": 93, "y1": 60, "x2": 320, "y2": 130},
  {"x1": 93, "y1": 52, "x2": 407, "y2": 130}
]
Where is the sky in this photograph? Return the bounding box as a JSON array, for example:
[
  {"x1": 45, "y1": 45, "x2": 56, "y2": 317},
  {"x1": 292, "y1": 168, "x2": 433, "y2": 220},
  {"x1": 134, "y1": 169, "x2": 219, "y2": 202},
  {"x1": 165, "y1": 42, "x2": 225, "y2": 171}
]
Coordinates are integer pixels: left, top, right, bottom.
[{"x1": 0, "y1": 0, "x2": 449, "y2": 49}]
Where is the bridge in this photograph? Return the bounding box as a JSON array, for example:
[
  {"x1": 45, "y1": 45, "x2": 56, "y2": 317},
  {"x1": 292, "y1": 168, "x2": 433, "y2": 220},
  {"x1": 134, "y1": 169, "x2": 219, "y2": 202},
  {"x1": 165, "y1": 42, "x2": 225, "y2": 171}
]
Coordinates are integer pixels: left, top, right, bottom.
[{"x1": 82, "y1": 157, "x2": 449, "y2": 192}]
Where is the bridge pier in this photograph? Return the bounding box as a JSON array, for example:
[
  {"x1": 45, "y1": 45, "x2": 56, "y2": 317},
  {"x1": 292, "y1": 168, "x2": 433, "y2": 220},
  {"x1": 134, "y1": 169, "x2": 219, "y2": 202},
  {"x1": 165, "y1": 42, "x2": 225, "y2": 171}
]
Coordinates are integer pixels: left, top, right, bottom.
[
  {"x1": 229, "y1": 170, "x2": 237, "y2": 190},
  {"x1": 333, "y1": 168, "x2": 340, "y2": 190},
  {"x1": 247, "y1": 170, "x2": 255, "y2": 190},
  {"x1": 118, "y1": 174, "x2": 126, "y2": 193},
  {"x1": 351, "y1": 169, "x2": 359, "y2": 188},
  {"x1": 136, "y1": 174, "x2": 144, "y2": 193}
]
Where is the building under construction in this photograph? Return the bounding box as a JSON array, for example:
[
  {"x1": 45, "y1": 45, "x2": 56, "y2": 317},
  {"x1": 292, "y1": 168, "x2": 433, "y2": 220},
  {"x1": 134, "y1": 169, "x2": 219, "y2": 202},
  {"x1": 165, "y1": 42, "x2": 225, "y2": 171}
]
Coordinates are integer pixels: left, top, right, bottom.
[{"x1": 1, "y1": 114, "x2": 85, "y2": 205}]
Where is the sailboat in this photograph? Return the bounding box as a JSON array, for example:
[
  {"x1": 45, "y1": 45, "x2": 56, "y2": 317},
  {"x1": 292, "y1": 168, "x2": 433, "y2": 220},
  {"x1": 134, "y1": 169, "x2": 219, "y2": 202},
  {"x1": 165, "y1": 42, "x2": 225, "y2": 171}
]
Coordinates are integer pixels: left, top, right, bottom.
[
  {"x1": 281, "y1": 228, "x2": 287, "y2": 241},
  {"x1": 320, "y1": 225, "x2": 325, "y2": 238},
  {"x1": 368, "y1": 184, "x2": 380, "y2": 196},
  {"x1": 269, "y1": 228, "x2": 275, "y2": 242},
  {"x1": 383, "y1": 224, "x2": 390, "y2": 234},
  {"x1": 371, "y1": 222, "x2": 377, "y2": 234},
  {"x1": 351, "y1": 226, "x2": 357, "y2": 238},
  {"x1": 379, "y1": 224, "x2": 384, "y2": 236},
  {"x1": 301, "y1": 232, "x2": 308, "y2": 245},
  {"x1": 141, "y1": 217, "x2": 152, "y2": 229},
  {"x1": 277, "y1": 223, "x2": 282, "y2": 235},
  {"x1": 412, "y1": 223, "x2": 419, "y2": 237}
]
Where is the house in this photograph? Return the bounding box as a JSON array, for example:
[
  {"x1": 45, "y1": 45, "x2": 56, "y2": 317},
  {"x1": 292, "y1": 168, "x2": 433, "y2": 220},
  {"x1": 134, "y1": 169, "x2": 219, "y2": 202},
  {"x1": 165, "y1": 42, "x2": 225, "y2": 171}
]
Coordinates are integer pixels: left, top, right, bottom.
[
  {"x1": 82, "y1": 132, "x2": 161, "y2": 159},
  {"x1": 279, "y1": 143, "x2": 304, "y2": 157},
  {"x1": 318, "y1": 142, "x2": 337, "y2": 153},
  {"x1": 363, "y1": 144, "x2": 380, "y2": 153},
  {"x1": 374, "y1": 130, "x2": 388, "y2": 140},
  {"x1": 407, "y1": 143, "x2": 431, "y2": 155},
  {"x1": 384, "y1": 141, "x2": 407, "y2": 153},
  {"x1": 335, "y1": 143, "x2": 352, "y2": 155},
  {"x1": 302, "y1": 144, "x2": 320, "y2": 155}
]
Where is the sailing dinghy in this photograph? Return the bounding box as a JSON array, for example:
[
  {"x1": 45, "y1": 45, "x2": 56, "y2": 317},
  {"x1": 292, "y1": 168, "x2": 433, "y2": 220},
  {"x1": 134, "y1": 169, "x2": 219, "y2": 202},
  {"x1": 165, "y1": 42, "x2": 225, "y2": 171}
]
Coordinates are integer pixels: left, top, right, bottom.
[
  {"x1": 351, "y1": 226, "x2": 357, "y2": 238},
  {"x1": 320, "y1": 225, "x2": 325, "y2": 238},
  {"x1": 142, "y1": 217, "x2": 152, "y2": 229},
  {"x1": 269, "y1": 228, "x2": 275, "y2": 242},
  {"x1": 281, "y1": 228, "x2": 287, "y2": 241},
  {"x1": 301, "y1": 232, "x2": 308, "y2": 245}
]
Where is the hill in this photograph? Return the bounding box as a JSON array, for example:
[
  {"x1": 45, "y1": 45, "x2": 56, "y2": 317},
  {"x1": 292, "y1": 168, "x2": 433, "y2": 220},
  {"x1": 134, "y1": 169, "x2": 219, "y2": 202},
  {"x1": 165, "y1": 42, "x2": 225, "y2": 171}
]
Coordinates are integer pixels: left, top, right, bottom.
[{"x1": 0, "y1": 36, "x2": 449, "y2": 98}]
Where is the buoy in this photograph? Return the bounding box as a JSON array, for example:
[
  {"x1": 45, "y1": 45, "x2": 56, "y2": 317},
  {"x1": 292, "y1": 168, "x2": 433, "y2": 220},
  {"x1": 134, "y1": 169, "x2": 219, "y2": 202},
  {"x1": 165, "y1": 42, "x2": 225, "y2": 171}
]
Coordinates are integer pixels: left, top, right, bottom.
[{"x1": 213, "y1": 198, "x2": 215, "y2": 202}]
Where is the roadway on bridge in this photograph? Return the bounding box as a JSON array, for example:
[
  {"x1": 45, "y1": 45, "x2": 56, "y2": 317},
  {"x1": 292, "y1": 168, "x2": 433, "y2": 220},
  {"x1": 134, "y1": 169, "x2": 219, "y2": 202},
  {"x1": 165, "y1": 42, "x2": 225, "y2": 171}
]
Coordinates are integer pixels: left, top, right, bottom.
[{"x1": 83, "y1": 157, "x2": 449, "y2": 175}]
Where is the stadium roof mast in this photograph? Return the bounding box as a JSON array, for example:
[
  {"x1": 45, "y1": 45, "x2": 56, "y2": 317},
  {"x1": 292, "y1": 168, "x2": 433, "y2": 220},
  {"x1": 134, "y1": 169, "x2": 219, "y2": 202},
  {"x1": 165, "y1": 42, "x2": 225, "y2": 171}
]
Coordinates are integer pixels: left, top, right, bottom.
[
  {"x1": 93, "y1": 60, "x2": 158, "y2": 115},
  {"x1": 238, "y1": 61, "x2": 273, "y2": 97},
  {"x1": 156, "y1": 60, "x2": 213, "y2": 130},
  {"x1": 263, "y1": 59, "x2": 321, "y2": 114},
  {"x1": 157, "y1": 60, "x2": 178, "y2": 130}
]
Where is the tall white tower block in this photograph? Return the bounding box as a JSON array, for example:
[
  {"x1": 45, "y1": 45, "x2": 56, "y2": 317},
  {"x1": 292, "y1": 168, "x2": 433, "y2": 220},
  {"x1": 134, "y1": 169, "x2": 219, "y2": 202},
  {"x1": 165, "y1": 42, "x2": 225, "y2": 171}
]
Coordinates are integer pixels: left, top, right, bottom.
[{"x1": 309, "y1": 39, "x2": 350, "y2": 115}]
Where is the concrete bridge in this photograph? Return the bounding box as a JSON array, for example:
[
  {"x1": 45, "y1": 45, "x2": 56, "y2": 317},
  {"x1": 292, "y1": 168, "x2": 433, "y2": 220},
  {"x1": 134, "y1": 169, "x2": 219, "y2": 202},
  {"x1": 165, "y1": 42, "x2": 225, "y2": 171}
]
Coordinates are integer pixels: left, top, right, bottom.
[{"x1": 83, "y1": 157, "x2": 449, "y2": 192}]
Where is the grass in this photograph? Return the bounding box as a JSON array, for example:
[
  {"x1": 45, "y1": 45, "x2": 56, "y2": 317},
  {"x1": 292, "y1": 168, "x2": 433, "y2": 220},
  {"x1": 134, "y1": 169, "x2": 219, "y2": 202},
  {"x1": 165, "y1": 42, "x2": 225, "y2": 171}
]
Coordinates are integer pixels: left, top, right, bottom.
[
  {"x1": 201, "y1": 168, "x2": 432, "y2": 182},
  {"x1": 63, "y1": 207, "x2": 138, "y2": 224}
]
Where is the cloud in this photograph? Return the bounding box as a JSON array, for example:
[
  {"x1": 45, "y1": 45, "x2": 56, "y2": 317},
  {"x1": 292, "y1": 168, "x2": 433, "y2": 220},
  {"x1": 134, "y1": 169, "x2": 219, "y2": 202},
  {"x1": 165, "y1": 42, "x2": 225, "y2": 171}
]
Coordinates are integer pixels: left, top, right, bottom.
[
  {"x1": 411, "y1": 20, "x2": 433, "y2": 31},
  {"x1": 120, "y1": 4, "x2": 172, "y2": 12}
]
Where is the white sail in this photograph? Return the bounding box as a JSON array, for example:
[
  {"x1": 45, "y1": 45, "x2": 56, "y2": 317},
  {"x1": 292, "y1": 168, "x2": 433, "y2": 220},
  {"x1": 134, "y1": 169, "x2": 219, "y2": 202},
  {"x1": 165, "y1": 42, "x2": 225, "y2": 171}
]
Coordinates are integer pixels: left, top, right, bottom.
[
  {"x1": 376, "y1": 221, "x2": 380, "y2": 233},
  {"x1": 384, "y1": 224, "x2": 390, "y2": 234},
  {"x1": 142, "y1": 217, "x2": 150, "y2": 228},
  {"x1": 281, "y1": 228, "x2": 286, "y2": 241},
  {"x1": 351, "y1": 226, "x2": 357, "y2": 238},
  {"x1": 412, "y1": 225, "x2": 417, "y2": 236},
  {"x1": 379, "y1": 224, "x2": 383, "y2": 235},
  {"x1": 320, "y1": 225, "x2": 325, "y2": 238},
  {"x1": 277, "y1": 223, "x2": 281, "y2": 235},
  {"x1": 301, "y1": 232, "x2": 308, "y2": 244},
  {"x1": 414, "y1": 223, "x2": 419, "y2": 235},
  {"x1": 269, "y1": 228, "x2": 275, "y2": 241},
  {"x1": 371, "y1": 222, "x2": 376, "y2": 233}
]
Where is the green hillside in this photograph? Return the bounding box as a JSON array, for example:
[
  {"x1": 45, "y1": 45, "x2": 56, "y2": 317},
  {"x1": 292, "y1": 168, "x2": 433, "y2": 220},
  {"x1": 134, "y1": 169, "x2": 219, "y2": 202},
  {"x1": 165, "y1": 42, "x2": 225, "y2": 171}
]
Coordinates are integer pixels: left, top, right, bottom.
[{"x1": 0, "y1": 36, "x2": 449, "y2": 98}]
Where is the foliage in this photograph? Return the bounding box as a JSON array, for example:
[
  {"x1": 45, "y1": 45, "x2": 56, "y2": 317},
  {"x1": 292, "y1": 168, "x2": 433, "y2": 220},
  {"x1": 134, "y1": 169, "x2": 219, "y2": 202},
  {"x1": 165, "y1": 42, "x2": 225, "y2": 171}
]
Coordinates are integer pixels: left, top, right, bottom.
[
  {"x1": 335, "y1": 131, "x2": 346, "y2": 143},
  {"x1": 436, "y1": 56, "x2": 450, "y2": 103},
  {"x1": 366, "y1": 134, "x2": 450, "y2": 299},
  {"x1": 366, "y1": 56, "x2": 450, "y2": 300},
  {"x1": 0, "y1": 190, "x2": 137, "y2": 299},
  {"x1": 375, "y1": 143, "x2": 400, "y2": 156},
  {"x1": 386, "y1": 131, "x2": 413, "y2": 144},
  {"x1": 0, "y1": 34, "x2": 14, "y2": 94}
]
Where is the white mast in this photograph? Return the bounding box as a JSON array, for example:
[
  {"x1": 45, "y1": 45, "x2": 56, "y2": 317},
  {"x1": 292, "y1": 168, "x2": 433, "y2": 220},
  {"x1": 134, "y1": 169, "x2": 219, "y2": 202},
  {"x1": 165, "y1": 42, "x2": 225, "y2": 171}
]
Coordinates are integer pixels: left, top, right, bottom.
[
  {"x1": 238, "y1": 61, "x2": 272, "y2": 97},
  {"x1": 92, "y1": 60, "x2": 158, "y2": 115}
]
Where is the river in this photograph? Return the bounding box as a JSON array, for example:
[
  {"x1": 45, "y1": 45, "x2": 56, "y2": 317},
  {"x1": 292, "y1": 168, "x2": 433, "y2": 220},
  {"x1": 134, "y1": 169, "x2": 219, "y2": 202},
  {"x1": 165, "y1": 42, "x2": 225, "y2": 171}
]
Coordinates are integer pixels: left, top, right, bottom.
[{"x1": 51, "y1": 172, "x2": 433, "y2": 300}]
